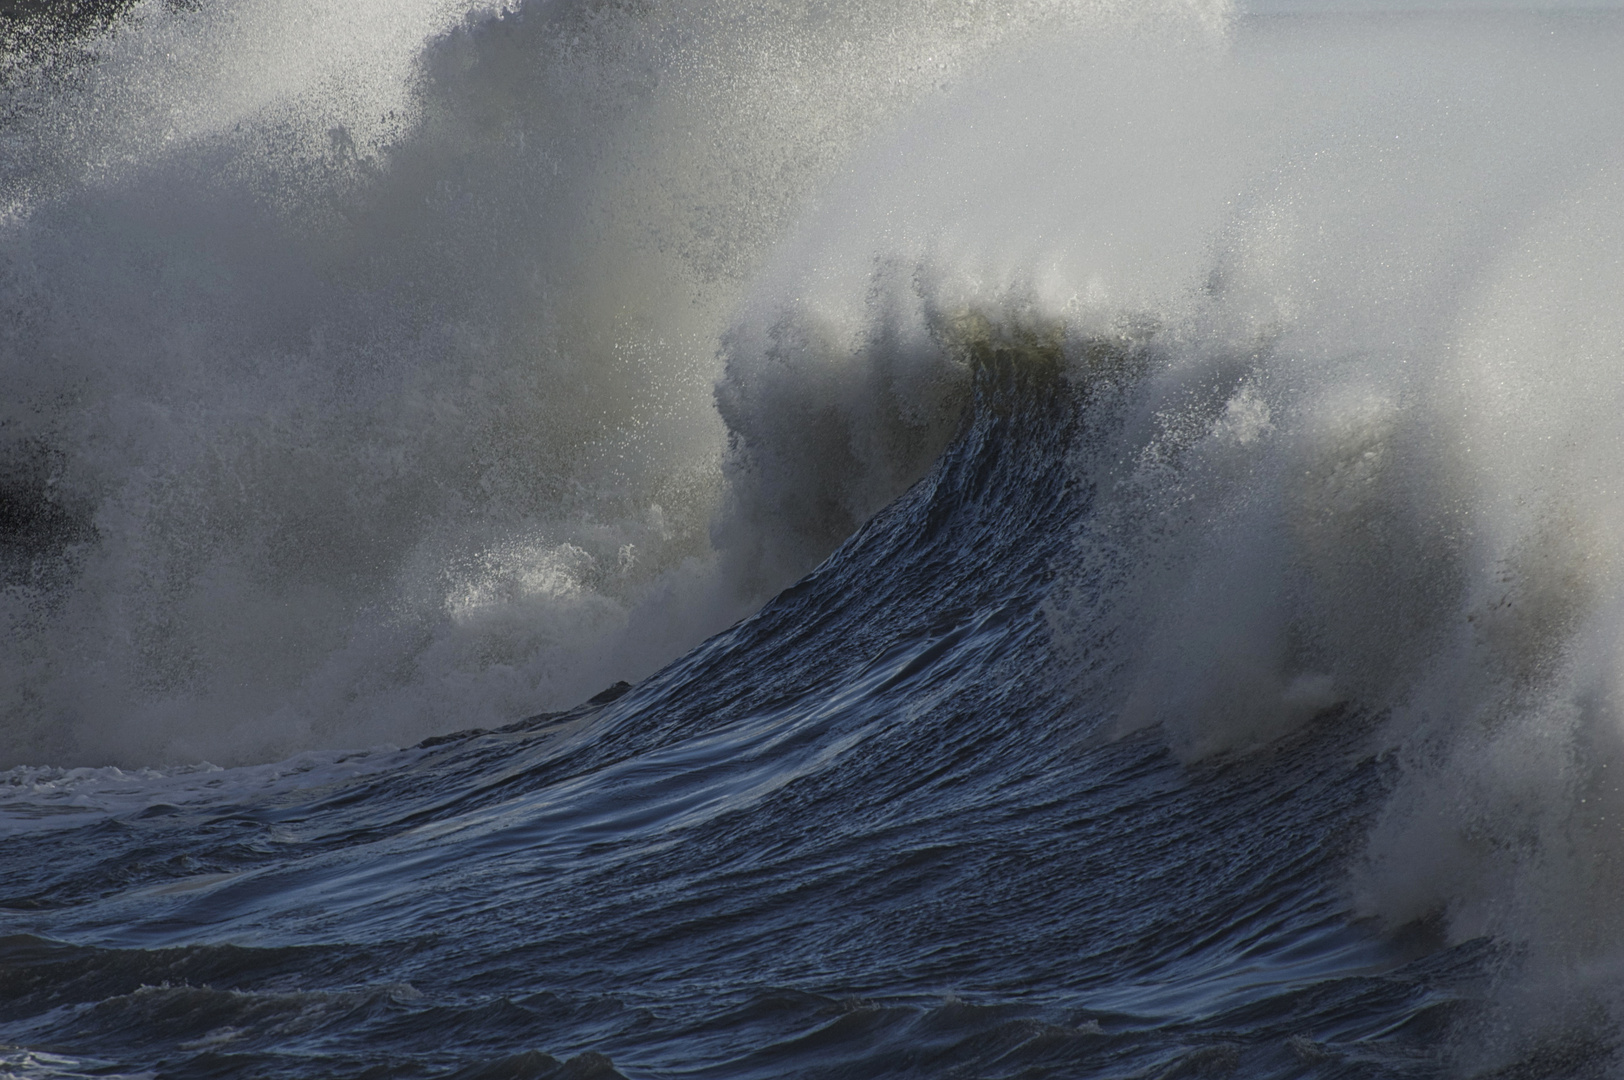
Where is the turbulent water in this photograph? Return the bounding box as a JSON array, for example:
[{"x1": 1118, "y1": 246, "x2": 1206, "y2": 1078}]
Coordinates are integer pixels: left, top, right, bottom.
[{"x1": 5, "y1": 0, "x2": 1624, "y2": 1075}]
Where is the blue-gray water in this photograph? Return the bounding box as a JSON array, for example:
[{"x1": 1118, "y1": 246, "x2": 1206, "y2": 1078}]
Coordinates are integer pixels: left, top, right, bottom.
[
  {"x1": 6, "y1": 1, "x2": 1624, "y2": 1076},
  {"x1": 1, "y1": 356, "x2": 1480, "y2": 1078}
]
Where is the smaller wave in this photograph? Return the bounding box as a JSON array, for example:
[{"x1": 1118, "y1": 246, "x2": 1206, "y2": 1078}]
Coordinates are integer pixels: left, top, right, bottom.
[
  {"x1": 0, "y1": 1048, "x2": 153, "y2": 1080},
  {"x1": 0, "y1": 933, "x2": 635, "y2": 1079},
  {"x1": 0, "y1": 747, "x2": 427, "y2": 838}
]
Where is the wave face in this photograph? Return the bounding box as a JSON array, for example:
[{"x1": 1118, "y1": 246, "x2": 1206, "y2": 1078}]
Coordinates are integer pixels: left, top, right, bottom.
[{"x1": 8, "y1": 0, "x2": 1624, "y2": 1075}]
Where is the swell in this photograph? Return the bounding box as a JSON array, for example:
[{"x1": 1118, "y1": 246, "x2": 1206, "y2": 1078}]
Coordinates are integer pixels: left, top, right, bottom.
[{"x1": 0, "y1": 356, "x2": 1440, "y2": 1079}]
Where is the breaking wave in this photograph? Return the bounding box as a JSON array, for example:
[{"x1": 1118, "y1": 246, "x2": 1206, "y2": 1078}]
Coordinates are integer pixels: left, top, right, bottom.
[{"x1": 7, "y1": 0, "x2": 1624, "y2": 1070}]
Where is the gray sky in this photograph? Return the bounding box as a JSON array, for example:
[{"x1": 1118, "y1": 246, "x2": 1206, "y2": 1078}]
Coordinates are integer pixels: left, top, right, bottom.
[{"x1": 1244, "y1": 0, "x2": 1624, "y2": 12}]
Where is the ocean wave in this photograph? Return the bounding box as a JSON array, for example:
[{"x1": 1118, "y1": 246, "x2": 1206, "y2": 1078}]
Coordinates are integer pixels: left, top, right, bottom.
[{"x1": 7, "y1": 0, "x2": 1624, "y2": 1072}]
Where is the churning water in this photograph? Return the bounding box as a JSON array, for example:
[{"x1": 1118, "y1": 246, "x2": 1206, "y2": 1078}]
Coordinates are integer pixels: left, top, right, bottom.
[{"x1": 5, "y1": 0, "x2": 1624, "y2": 1075}]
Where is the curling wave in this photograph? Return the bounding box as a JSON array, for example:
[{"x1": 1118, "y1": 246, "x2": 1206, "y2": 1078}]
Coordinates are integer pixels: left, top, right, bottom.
[{"x1": 7, "y1": 0, "x2": 1624, "y2": 1073}]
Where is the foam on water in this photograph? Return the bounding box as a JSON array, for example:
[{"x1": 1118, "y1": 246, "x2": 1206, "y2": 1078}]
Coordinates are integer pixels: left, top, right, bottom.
[{"x1": 9, "y1": 0, "x2": 1624, "y2": 1065}]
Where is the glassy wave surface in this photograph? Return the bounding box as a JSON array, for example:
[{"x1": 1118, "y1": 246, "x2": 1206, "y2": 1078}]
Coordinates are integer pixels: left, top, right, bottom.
[{"x1": 5, "y1": 0, "x2": 1624, "y2": 1075}]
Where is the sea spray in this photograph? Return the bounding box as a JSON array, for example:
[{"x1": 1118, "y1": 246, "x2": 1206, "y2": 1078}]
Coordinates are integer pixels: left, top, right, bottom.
[
  {"x1": 1030, "y1": 16, "x2": 1624, "y2": 1064},
  {"x1": 723, "y1": 3, "x2": 1624, "y2": 1059},
  {"x1": 0, "y1": 0, "x2": 1226, "y2": 767}
]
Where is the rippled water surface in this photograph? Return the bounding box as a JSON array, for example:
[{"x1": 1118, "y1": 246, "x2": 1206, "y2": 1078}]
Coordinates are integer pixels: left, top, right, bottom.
[{"x1": 1, "y1": 360, "x2": 1483, "y2": 1078}]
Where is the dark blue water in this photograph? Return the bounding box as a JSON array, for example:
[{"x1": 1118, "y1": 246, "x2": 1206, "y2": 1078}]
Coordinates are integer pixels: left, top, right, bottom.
[{"x1": 1, "y1": 348, "x2": 1494, "y2": 1079}]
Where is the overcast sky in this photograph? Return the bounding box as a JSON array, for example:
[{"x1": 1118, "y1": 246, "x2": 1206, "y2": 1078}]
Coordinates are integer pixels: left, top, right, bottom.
[{"x1": 1243, "y1": 0, "x2": 1624, "y2": 13}]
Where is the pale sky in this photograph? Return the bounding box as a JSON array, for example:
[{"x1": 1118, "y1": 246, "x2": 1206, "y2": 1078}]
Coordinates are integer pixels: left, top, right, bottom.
[{"x1": 1244, "y1": 0, "x2": 1624, "y2": 12}]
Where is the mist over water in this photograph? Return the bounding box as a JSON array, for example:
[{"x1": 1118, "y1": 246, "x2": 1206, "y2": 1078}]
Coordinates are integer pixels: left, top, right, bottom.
[
  {"x1": 3, "y1": 0, "x2": 1194, "y2": 766},
  {"x1": 8, "y1": 0, "x2": 1624, "y2": 1069}
]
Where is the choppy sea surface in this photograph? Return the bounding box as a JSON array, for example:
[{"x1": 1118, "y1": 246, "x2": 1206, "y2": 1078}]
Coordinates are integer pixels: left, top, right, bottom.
[
  {"x1": 6, "y1": 0, "x2": 1624, "y2": 1076},
  {"x1": 0, "y1": 354, "x2": 1470, "y2": 1078}
]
